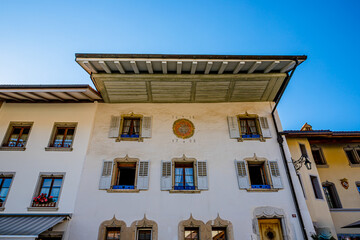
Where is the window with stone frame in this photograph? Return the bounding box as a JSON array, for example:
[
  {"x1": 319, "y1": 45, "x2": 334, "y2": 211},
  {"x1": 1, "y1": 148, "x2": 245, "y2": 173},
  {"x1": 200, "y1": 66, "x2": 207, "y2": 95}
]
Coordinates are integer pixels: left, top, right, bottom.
[
  {"x1": 184, "y1": 228, "x2": 199, "y2": 240},
  {"x1": 0, "y1": 174, "x2": 14, "y2": 208},
  {"x1": 311, "y1": 145, "x2": 327, "y2": 165},
  {"x1": 211, "y1": 227, "x2": 227, "y2": 240},
  {"x1": 137, "y1": 228, "x2": 152, "y2": 240},
  {"x1": 32, "y1": 174, "x2": 64, "y2": 208},
  {"x1": 310, "y1": 175, "x2": 323, "y2": 199},
  {"x1": 322, "y1": 182, "x2": 342, "y2": 209},
  {"x1": 161, "y1": 155, "x2": 208, "y2": 192},
  {"x1": 1, "y1": 122, "x2": 33, "y2": 148},
  {"x1": 47, "y1": 123, "x2": 77, "y2": 150},
  {"x1": 105, "y1": 227, "x2": 121, "y2": 240},
  {"x1": 344, "y1": 146, "x2": 360, "y2": 165}
]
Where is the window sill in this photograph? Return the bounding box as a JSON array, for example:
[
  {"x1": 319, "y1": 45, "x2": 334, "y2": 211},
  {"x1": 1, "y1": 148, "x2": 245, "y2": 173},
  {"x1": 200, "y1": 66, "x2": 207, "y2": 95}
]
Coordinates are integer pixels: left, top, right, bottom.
[
  {"x1": 237, "y1": 138, "x2": 265, "y2": 142},
  {"x1": 316, "y1": 164, "x2": 329, "y2": 168},
  {"x1": 246, "y1": 188, "x2": 280, "y2": 192},
  {"x1": 27, "y1": 207, "x2": 59, "y2": 211},
  {"x1": 349, "y1": 163, "x2": 360, "y2": 168},
  {"x1": 116, "y1": 137, "x2": 143, "y2": 142},
  {"x1": 107, "y1": 189, "x2": 140, "y2": 193},
  {"x1": 169, "y1": 190, "x2": 201, "y2": 194},
  {"x1": 0, "y1": 147, "x2": 26, "y2": 151},
  {"x1": 0, "y1": 207, "x2": 4, "y2": 211},
  {"x1": 45, "y1": 147, "x2": 73, "y2": 152}
]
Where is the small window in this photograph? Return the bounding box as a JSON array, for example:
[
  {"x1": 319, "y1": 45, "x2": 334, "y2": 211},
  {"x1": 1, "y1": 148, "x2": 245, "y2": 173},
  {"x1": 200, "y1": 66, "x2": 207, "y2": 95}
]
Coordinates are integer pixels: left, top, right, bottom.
[
  {"x1": 137, "y1": 229, "x2": 152, "y2": 240},
  {"x1": 175, "y1": 163, "x2": 195, "y2": 190},
  {"x1": 344, "y1": 149, "x2": 360, "y2": 164},
  {"x1": 184, "y1": 227, "x2": 199, "y2": 240},
  {"x1": 311, "y1": 146, "x2": 326, "y2": 165},
  {"x1": 106, "y1": 227, "x2": 121, "y2": 240},
  {"x1": 113, "y1": 162, "x2": 136, "y2": 189},
  {"x1": 310, "y1": 175, "x2": 323, "y2": 199},
  {"x1": 121, "y1": 117, "x2": 141, "y2": 138},
  {"x1": 50, "y1": 126, "x2": 75, "y2": 148},
  {"x1": 0, "y1": 176, "x2": 13, "y2": 207},
  {"x1": 248, "y1": 162, "x2": 270, "y2": 189},
  {"x1": 32, "y1": 176, "x2": 63, "y2": 207},
  {"x1": 239, "y1": 118, "x2": 260, "y2": 138},
  {"x1": 2, "y1": 123, "x2": 32, "y2": 148},
  {"x1": 299, "y1": 144, "x2": 308, "y2": 158},
  {"x1": 323, "y1": 182, "x2": 342, "y2": 208},
  {"x1": 212, "y1": 227, "x2": 227, "y2": 240},
  {"x1": 356, "y1": 183, "x2": 360, "y2": 195}
]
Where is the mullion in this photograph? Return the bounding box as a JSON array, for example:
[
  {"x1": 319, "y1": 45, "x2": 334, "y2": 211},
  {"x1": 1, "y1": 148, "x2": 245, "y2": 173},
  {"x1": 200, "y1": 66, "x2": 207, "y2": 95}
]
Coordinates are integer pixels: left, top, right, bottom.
[{"x1": 61, "y1": 128, "x2": 69, "y2": 147}]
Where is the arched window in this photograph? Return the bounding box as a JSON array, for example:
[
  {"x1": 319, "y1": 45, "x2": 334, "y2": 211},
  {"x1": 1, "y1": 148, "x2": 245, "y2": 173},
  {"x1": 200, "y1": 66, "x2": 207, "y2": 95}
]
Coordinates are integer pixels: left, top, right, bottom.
[{"x1": 322, "y1": 181, "x2": 342, "y2": 209}]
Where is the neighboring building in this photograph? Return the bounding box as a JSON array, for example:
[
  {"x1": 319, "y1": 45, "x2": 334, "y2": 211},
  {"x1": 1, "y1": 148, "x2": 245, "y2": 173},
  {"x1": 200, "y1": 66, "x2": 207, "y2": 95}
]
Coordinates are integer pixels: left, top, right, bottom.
[
  {"x1": 64, "y1": 54, "x2": 315, "y2": 240},
  {"x1": 0, "y1": 85, "x2": 101, "y2": 240},
  {"x1": 283, "y1": 123, "x2": 360, "y2": 240}
]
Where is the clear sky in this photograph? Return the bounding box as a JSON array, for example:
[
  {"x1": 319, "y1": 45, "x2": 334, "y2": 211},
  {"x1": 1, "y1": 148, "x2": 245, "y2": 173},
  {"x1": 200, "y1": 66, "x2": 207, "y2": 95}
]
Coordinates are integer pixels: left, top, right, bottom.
[{"x1": 0, "y1": 0, "x2": 359, "y2": 131}]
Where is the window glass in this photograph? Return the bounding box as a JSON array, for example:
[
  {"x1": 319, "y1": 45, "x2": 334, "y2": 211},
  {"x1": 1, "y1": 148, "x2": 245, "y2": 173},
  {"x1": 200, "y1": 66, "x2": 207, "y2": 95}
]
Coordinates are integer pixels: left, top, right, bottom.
[
  {"x1": 38, "y1": 177, "x2": 63, "y2": 202},
  {"x1": 175, "y1": 163, "x2": 194, "y2": 190},
  {"x1": 106, "y1": 227, "x2": 120, "y2": 240},
  {"x1": 137, "y1": 229, "x2": 151, "y2": 240},
  {"x1": 299, "y1": 144, "x2": 308, "y2": 157},
  {"x1": 0, "y1": 177, "x2": 12, "y2": 205},
  {"x1": 323, "y1": 184, "x2": 341, "y2": 208},
  {"x1": 356, "y1": 183, "x2": 360, "y2": 195},
  {"x1": 121, "y1": 118, "x2": 140, "y2": 138},
  {"x1": 212, "y1": 227, "x2": 227, "y2": 240},
  {"x1": 239, "y1": 118, "x2": 259, "y2": 138},
  {"x1": 345, "y1": 150, "x2": 359, "y2": 164},
  {"x1": 312, "y1": 149, "x2": 325, "y2": 165},
  {"x1": 310, "y1": 176, "x2": 323, "y2": 199},
  {"x1": 248, "y1": 163, "x2": 269, "y2": 189},
  {"x1": 114, "y1": 163, "x2": 136, "y2": 189},
  {"x1": 7, "y1": 126, "x2": 30, "y2": 147},
  {"x1": 185, "y1": 228, "x2": 199, "y2": 240},
  {"x1": 52, "y1": 127, "x2": 75, "y2": 148}
]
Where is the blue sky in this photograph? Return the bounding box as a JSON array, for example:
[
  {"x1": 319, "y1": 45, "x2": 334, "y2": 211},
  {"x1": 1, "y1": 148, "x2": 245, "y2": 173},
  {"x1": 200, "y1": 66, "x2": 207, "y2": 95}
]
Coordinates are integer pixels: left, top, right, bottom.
[{"x1": 0, "y1": 0, "x2": 359, "y2": 130}]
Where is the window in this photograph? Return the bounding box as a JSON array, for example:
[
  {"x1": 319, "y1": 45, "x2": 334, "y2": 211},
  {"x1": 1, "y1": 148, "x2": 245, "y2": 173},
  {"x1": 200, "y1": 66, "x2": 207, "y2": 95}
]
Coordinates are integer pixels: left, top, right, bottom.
[
  {"x1": 311, "y1": 145, "x2": 326, "y2": 165},
  {"x1": 175, "y1": 163, "x2": 195, "y2": 190},
  {"x1": 184, "y1": 228, "x2": 199, "y2": 240},
  {"x1": 108, "y1": 114, "x2": 152, "y2": 141},
  {"x1": 310, "y1": 175, "x2": 323, "y2": 199},
  {"x1": 322, "y1": 182, "x2": 342, "y2": 208},
  {"x1": 0, "y1": 175, "x2": 13, "y2": 208},
  {"x1": 212, "y1": 227, "x2": 227, "y2": 240},
  {"x1": 356, "y1": 182, "x2": 360, "y2": 195},
  {"x1": 227, "y1": 114, "x2": 271, "y2": 141},
  {"x1": 49, "y1": 124, "x2": 76, "y2": 148},
  {"x1": 160, "y1": 155, "x2": 208, "y2": 192},
  {"x1": 32, "y1": 176, "x2": 63, "y2": 207},
  {"x1": 248, "y1": 162, "x2": 270, "y2": 189},
  {"x1": 99, "y1": 156, "x2": 149, "y2": 192},
  {"x1": 137, "y1": 229, "x2": 152, "y2": 240},
  {"x1": 106, "y1": 227, "x2": 120, "y2": 240},
  {"x1": 1, "y1": 122, "x2": 33, "y2": 148},
  {"x1": 299, "y1": 143, "x2": 308, "y2": 157},
  {"x1": 344, "y1": 146, "x2": 360, "y2": 165},
  {"x1": 235, "y1": 156, "x2": 283, "y2": 190},
  {"x1": 239, "y1": 118, "x2": 260, "y2": 138}
]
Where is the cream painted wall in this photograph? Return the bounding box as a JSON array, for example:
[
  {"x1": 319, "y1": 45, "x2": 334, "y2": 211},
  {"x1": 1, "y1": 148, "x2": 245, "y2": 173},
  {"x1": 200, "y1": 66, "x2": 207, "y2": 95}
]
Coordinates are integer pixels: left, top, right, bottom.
[
  {"x1": 0, "y1": 102, "x2": 97, "y2": 214},
  {"x1": 68, "y1": 102, "x2": 312, "y2": 240}
]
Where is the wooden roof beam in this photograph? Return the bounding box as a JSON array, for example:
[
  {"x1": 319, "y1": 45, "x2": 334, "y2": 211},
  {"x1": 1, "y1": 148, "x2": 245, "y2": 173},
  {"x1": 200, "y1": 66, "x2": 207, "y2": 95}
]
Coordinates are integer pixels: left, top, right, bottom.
[
  {"x1": 12, "y1": 92, "x2": 35, "y2": 102},
  {"x1": 177, "y1": 62, "x2": 182, "y2": 74},
  {"x1": 27, "y1": 92, "x2": 50, "y2": 102},
  {"x1": 63, "y1": 92, "x2": 79, "y2": 101},
  {"x1": 46, "y1": 92, "x2": 64, "y2": 101},
  {"x1": 83, "y1": 61, "x2": 98, "y2": 73},
  {"x1": 248, "y1": 61, "x2": 261, "y2": 74},
  {"x1": 280, "y1": 61, "x2": 295, "y2": 73},
  {"x1": 190, "y1": 61, "x2": 197, "y2": 74},
  {"x1": 130, "y1": 61, "x2": 139, "y2": 74},
  {"x1": 218, "y1": 61, "x2": 228, "y2": 74},
  {"x1": 0, "y1": 92, "x2": 20, "y2": 102},
  {"x1": 146, "y1": 61, "x2": 153, "y2": 74},
  {"x1": 162, "y1": 61, "x2": 167, "y2": 74},
  {"x1": 264, "y1": 61, "x2": 280, "y2": 73},
  {"x1": 233, "y1": 61, "x2": 246, "y2": 74},
  {"x1": 99, "y1": 61, "x2": 111, "y2": 73},
  {"x1": 114, "y1": 61, "x2": 125, "y2": 74},
  {"x1": 204, "y1": 62, "x2": 213, "y2": 74}
]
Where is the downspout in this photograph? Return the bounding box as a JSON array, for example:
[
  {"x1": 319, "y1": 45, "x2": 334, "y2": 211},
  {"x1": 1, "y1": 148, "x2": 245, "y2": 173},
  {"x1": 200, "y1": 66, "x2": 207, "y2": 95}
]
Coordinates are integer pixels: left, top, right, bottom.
[{"x1": 270, "y1": 60, "x2": 309, "y2": 240}]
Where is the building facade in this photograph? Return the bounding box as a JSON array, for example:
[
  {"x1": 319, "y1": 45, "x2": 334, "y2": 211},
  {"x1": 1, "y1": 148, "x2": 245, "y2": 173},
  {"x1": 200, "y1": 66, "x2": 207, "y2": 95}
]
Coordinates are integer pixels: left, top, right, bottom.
[{"x1": 284, "y1": 124, "x2": 360, "y2": 240}]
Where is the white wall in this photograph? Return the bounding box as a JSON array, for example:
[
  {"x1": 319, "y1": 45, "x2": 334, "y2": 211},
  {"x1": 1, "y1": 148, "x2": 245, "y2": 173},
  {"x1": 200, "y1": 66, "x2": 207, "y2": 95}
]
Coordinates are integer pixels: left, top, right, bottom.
[
  {"x1": 0, "y1": 102, "x2": 97, "y2": 213},
  {"x1": 68, "y1": 102, "x2": 310, "y2": 240}
]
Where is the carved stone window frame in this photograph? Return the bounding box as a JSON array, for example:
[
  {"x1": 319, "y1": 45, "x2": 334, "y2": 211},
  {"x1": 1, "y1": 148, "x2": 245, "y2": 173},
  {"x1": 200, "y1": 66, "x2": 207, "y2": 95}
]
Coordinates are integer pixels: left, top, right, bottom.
[
  {"x1": 178, "y1": 214, "x2": 206, "y2": 240},
  {"x1": 252, "y1": 206, "x2": 290, "y2": 240},
  {"x1": 310, "y1": 144, "x2": 328, "y2": 167},
  {"x1": 130, "y1": 215, "x2": 158, "y2": 240},
  {"x1": 170, "y1": 154, "x2": 200, "y2": 193},
  {"x1": 205, "y1": 214, "x2": 234, "y2": 240},
  {"x1": 117, "y1": 113, "x2": 144, "y2": 142},
  {"x1": 108, "y1": 155, "x2": 140, "y2": 193},
  {"x1": 237, "y1": 113, "x2": 264, "y2": 142},
  {"x1": 98, "y1": 216, "x2": 127, "y2": 240}
]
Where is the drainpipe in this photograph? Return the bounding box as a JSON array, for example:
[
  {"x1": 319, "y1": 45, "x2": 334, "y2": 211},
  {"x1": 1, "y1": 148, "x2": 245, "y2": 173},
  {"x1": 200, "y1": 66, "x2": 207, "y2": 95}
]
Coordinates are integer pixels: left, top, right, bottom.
[{"x1": 270, "y1": 60, "x2": 309, "y2": 240}]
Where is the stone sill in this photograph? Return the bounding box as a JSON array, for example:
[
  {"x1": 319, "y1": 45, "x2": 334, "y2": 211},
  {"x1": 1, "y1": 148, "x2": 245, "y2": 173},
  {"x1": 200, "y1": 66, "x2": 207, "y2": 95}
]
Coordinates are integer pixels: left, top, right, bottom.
[
  {"x1": 0, "y1": 147, "x2": 26, "y2": 151},
  {"x1": 316, "y1": 164, "x2": 329, "y2": 168},
  {"x1": 107, "y1": 189, "x2": 140, "y2": 193},
  {"x1": 116, "y1": 137, "x2": 144, "y2": 142},
  {"x1": 27, "y1": 207, "x2": 58, "y2": 211},
  {"x1": 45, "y1": 147, "x2": 73, "y2": 152},
  {"x1": 246, "y1": 188, "x2": 280, "y2": 192},
  {"x1": 169, "y1": 190, "x2": 201, "y2": 194},
  {"x1": 349, "y1": 163, "x2": 360, "y2": 168}
]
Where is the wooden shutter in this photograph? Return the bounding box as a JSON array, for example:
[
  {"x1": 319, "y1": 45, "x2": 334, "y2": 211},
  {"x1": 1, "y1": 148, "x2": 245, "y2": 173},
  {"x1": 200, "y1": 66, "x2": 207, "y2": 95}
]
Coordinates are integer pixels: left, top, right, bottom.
[
  {"x1": 141, "y1": 116, "x2": 152, "y2": 138},
  {"x1": 161, "y1": 161, "x2": 172, "y2": 190},
  {"x1": 197, "y1": 161, "x2": 208, "y2": 190},
  {"x1": 108, "y1": 116, "x2": 121, "y2": 138},
  {"x1": 137, "y1": 161, "x2": 149, "y2": 190},
  {"x1": 260, "y1": 117, "x2": 271, "y2": 138},
  {"x1": 99, "y1": 160, "x2": 113, "y2": 189},
  {"x1": 268, "y1": 161, "x2": 283, "y2": 189},
  {"x1": 235, "y1": 160, "x2": 249, "y2": 189},
  {"x1": 227, "y1": 116, "x2": 240, "y2": 139}
]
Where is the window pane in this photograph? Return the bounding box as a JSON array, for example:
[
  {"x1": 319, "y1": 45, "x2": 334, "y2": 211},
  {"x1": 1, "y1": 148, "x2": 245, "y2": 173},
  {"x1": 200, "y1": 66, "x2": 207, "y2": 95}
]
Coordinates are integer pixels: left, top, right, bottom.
[
  {"x1": 312, "y1": 149, "x2": 325, "y2": 165},
  {"x1": 311, "y1": 176, "x2": 323, "y2": 199},
  {"x1": 106, "y1": 227, "x2": 120, "y2": 240},
  {"x1": 345, "y1": 150, "x2": 359, "y2": 164},
  {"x1": 42, "y1": 179, "x2": 53, "y2": 187},
  {"x1": 138, "y1": 229, "x2": 151, "y2": 240},
  {"x1": 0, "y1": 188, "x2": 9, "y2": 199},
  {"x1": 323, "y1": 186, "x2": 334, "y2": 208},
  {"x1": 247, "y1": 119, "x2": 257, "y2": 135},
  {"x1": 357, "y1": 184, "x2": 360, "y2": 194},
  {"x1": 240, "y1": 120, "x2": 247, "y2": 134},
  {"x1": 52, "y1": 179, "x2": 63, "y2": 187},
  {"x1": 40, "y1": 187, "x2": 50, "y2": 195},
  {"x1": 212, "y1": 228, "x2": 227, "y2": 240},
  {"x1": 2, "y1": 178, "x2": 12, "y2": 188},
  {"x1": 50, "y1": 187, "x2": 60, "y2": 198},
  {"x1": 185, "y1": 228, "x2": 199, "y2": 240},
  {"x1": 300, "y1": 144, "x2": 308, "y2": 157}
]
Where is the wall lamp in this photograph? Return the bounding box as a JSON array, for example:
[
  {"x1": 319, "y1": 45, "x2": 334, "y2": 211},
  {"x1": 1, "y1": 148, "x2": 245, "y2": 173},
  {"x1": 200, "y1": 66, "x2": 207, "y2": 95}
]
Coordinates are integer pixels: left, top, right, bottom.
[{"x1": 292, "y1": 155, "x2": 312, "y2": 172}]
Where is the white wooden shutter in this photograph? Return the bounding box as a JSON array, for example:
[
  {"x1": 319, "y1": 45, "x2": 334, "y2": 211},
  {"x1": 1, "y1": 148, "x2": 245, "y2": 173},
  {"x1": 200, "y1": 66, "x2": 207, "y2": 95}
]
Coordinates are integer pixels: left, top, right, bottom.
[
  {"x1": 108, "y1": 116, "x2": 121, "y2": 138},
  {"x1": 260, "y1": 117, "x2": 271, "y2": 138},
  {"x1": 268, "y1": 161, "x2": 283, "y2": 189},
  {"x1": 197, "y1": 161, "x2": 208, "y2": 190},
  {"x1": 99, "y1": 160, "x2": 113, "y2": 189},
  {"x1": 161, "y1": 161, "x2": 172, "y2": 190},
  {"x1": 227, "y1": 116, "x2": 240, "y2": 139},
  {"x1": 235, "y1": 160, "x2": 249, "y2": 189},
  {"x1": 137, "y1": 161, "x2": 149, "y2": 190},
  {"x1": 141, "y1": 116, "x2": 152, "y2": 138}
]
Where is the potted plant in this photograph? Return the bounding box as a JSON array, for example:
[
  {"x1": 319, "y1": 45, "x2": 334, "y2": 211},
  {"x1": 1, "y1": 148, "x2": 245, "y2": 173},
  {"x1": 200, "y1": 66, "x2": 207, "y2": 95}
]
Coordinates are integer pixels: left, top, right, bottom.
[{"x1": 32, "y1": 193, "x2": 56, "y2": 207}]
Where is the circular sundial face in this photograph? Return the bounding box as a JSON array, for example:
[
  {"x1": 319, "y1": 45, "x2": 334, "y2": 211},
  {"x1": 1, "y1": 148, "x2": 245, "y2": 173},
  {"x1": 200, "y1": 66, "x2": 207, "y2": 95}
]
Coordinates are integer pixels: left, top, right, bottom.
[{"x1": 173, "y1": 119, "x2": 195, "y2": 139}]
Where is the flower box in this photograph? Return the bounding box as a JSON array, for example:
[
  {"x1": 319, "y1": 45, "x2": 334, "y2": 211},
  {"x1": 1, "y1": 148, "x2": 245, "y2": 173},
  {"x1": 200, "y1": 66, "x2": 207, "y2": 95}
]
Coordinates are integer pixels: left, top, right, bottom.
[{"x1": 32, "y1": 201, "x2": 56, "y2": 207}]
